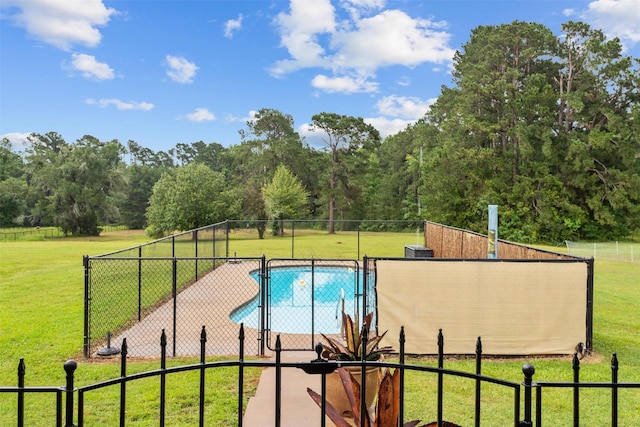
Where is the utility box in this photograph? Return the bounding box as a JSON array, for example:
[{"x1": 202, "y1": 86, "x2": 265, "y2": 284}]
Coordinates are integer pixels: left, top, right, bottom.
[{"x1": 404, "y1": 245, "x2": 434, "y2": 258}]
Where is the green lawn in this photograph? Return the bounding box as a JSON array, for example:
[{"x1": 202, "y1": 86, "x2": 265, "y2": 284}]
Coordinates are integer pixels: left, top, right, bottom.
[{"x1": 1, "y1": 230, "x2": 639, "y2": 425}]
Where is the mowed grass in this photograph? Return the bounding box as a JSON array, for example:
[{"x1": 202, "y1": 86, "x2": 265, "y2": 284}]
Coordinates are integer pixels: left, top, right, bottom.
[
  {"x1": 0, "y1": 230, "x2": 261, "y2": 426},
  {"x1": 1, "y1": 229, "x2": 639, "y2": 425}
]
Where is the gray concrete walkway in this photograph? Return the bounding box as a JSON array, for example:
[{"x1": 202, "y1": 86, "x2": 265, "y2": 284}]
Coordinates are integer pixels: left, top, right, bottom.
[{"x1": 243, "y1": 351, "x2": 341, "y2": 427}]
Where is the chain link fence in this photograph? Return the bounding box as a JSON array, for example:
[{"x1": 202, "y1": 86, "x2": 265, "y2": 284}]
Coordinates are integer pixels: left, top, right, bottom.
[
  {"x1": 85, "y1": 255, "x2": 265, "y2": 358},
  {"x1": 85, "y1": 220, "x2": 425, "y2": 358},
  {"x1": 565, "y1": 240, "x2": 638, "y2": 263}
]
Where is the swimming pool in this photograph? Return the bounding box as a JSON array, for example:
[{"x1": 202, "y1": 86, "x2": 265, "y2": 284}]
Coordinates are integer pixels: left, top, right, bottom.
[{"x1": 230, "y1": 265, "x2": 365, "y2": 334}]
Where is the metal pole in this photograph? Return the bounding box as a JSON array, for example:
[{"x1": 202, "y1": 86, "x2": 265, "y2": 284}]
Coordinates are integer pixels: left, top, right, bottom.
[
  {"x1": 572, "y1": 353, "x2": 580, "y2": 426},
  {"x1": 275, "y1": 336, "x2": 282, "y2": 427},
  {"x1": 611, "y1": 353, "x2": 618, "y2": 427},
  {"x1": 260, "y1": 256, "x2": 266, "y2": 356},
  {"x1": 172, "y1": 259, "x2": 177, "y2": 357},
  {"x1": 238, "y1": 324, "x2": 245, "y2": 427},
  {"x1": 399, "y1": 327, "x2": 405, "y2": 427},
  {"x1": 18, "y1": 359, "x2": 25, "y2": 427},
  {"x1": 521, "y1": 363, "x2": 535, "y2": 427},
  {"x1": 64, "y1": 360, "x2": 77, "y2": 427},
  {"x1": 311, "y1": 259, "x2": 315, "y2": 348},
  {"x1": 437, "y1": 330, "x2": 444, "y2": 425},
  {"x1": 160, "y1": 331, "x2": 167, "y2": 427},
  {"x1": 199, "y1": 327, "x2": 206, "y2": 427},
  {"x1": 291, "y1": 221, "x2": 295, "y2": 258},
  {"x1": 475, "y1": 337, "x2": 482, "y2": 427},
  {"x1": 195, "y1": 229, "x2": 199, "y2": 280},
  {"x1": 83, "y1": 256, "x2": 90, "y2": 358},
  {"x1": 225, "y1": 220, "x2": 229, "y2": 259},
  {"x1": 138, "y1": 247, "x2": 142, "y2": 321},
  {"x1": 357, "y1": 222, "x2": 360, "y2": 260},
  {"x1": 120, "y1": 339, "x2": 128, "y2": 427}
]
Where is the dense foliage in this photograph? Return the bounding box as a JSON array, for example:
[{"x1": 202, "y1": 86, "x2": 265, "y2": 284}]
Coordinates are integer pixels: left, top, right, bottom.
[{"x1": 2, "y1": 21, "x2": 638, "y2": 241}]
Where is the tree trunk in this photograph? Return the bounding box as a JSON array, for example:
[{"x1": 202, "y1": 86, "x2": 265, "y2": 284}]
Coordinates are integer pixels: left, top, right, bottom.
[{"x1": 328, "y1": 195, "x2": 335, "y2": 234}]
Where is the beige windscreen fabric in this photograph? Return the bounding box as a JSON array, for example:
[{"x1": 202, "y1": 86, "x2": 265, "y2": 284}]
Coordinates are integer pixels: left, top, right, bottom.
[{"x1": 376, "y1": 260, "x2": 588, "y2": 355}]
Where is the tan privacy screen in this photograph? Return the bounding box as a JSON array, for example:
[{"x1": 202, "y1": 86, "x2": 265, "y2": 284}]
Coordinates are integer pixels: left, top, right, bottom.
[{"x1": 376, "y1": 260, "x2": 588, "y2": 355}]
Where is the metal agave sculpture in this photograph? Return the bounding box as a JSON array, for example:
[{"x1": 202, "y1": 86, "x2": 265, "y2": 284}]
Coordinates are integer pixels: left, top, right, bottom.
[{"x1": 320, "y1": 312, "x2": 395, "y2": 361}]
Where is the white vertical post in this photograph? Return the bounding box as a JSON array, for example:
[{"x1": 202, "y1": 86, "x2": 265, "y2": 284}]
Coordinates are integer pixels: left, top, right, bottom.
[{"x1": 488, "y1": 205, "x2": 498, "y2": 259}]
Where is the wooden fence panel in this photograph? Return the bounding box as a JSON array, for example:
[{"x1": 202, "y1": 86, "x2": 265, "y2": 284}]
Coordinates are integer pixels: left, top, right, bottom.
[{"x1": 424, "y1": 221, "x2": 576, "y2": 260}]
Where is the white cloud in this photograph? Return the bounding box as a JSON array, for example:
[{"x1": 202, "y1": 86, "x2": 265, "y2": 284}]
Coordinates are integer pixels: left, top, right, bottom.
[
  {"x1": 298, "y1": 114, "x2": 408, "y2": 146},
  {"x1": 224, "y1": 14, "x2": 243, "y2": 38},
  {"x1": 396, "y1": 76, "x2": 411, "y2": 87},
  {"x1": 271, "y1": 0, "x2": 455, "y2": 94},
  {"x1": 341, "y1": 0, "x2": 385, "y2": 20},
  {"x1": 375, "y1": 95, "x2": 434, "y2": 120},
  {"x1": 3, "y1": 0, "x2": 116, "y2": 50},
  {"x1": 331, "y1": 10, "x2": 454, "y2": 70},
  {"x1": 86, "y1": 98, "x2": 154, "y2": 110},
  {"x1": 582, "y1": 0, "x2": 640, "y2": 45},
  {"x1": 311, "y1": 74, "x2": 378, "y2": 93},
  {"x1": 185, "y1": 108, "x2": 215, "y2": 122},
  {"x1": 270, "y1": 0, "x2": 337, "y2": 76},
  {"x1": 69, "y1": 53, "x2": 114, "y2": 80},
  {"x1": 364, "y1": 117, "x2": 414, "y2": 138},
  {"x1": 224, "y1": 110, "x2": 257, "y2": 123},
  {"x1": 165, "y1": 55, "x2": 198, "y2": 83},
  {"x1": 1, "y1": 132, "x2": 31, "y2": 150},
  {"x1": 297, "y1": 122, "x2": 328, "y2": 148}
]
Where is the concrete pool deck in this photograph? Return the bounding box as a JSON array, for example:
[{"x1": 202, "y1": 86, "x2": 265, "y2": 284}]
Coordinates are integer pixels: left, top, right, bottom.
[{"x1": 107, "y1": 260, "x2": 264, "y2": 357}]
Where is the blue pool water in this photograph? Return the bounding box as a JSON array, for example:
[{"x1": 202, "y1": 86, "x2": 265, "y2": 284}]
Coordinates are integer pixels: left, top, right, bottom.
[{"x1": 230, "y1": 266, "x2": 364, "y2": 334}]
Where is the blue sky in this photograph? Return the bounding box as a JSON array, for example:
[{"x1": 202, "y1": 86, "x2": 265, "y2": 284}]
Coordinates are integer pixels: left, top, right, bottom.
[{"x1": 1, "y1": 0, "x2": 639, "y2": 152}]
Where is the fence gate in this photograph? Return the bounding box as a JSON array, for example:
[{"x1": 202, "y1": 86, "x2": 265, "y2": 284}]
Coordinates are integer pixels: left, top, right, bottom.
[{"x1": 265, "y1": 259, "x2": 364, "y2": 351}]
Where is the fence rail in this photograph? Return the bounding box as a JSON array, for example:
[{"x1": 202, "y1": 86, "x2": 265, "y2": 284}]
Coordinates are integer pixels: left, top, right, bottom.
[
  {"x1": 3, "y1": 327, "x2": 639, "y2": 426},
  {"x1": 0, "y1": 227, "x2": 64, "y2": 241},
  {"x1": 0, "y1": 225, "x2": 128, "y2": 241}
]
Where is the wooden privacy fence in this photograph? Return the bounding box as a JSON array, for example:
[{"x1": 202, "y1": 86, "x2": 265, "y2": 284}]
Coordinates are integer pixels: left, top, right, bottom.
[{"x1": 424, "y1": 221, "x2": 578, "y2": 260}]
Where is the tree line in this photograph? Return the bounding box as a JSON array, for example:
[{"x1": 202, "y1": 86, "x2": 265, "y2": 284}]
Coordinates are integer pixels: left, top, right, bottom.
[{"x1": 1, "y1": 21, "x2": 638, "y2": 243}]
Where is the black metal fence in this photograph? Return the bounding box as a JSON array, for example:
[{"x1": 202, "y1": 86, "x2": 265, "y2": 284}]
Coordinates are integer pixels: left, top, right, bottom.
[
  {"x1": 3, "y1": 327, "x2": 639, "y2": 426},
  {"x1": 0, "y1": 227, "x2": 65, "y2": 241},
  {"x1": 84, "y1": 256, "x2": 376, "y2": 359},
  {"x1": 0, "y1": 225, "x2": 128, "y2": 241},
  {"x1": 84, "y1": 220, "x2": 424, "y2": 358},
  {"x1": 84, "y1": 255, "x2": 265, "y2": 358}
]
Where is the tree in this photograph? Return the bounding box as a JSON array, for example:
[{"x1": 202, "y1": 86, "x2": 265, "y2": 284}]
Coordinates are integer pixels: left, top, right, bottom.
[
  {"x1": 553, "y1": 21, "x2": 640, "y2": 239},
  {"x1": 310, "y1": 113, "x2": 380, "y2": 233},
  {"x1": 118, "y1": 164, "x2": 164, "y2": 229},
  {"x1": 145, "y1": 163, "x2": 239, "y2": 238},
  {"x1": 24, "y1": 133, "x2": 125, "y2": 235},
  {"x1": 418, "y1": 20, "x2": 639, "y2": 242},
  {"x1": 0, "y1": 138, "x2": 24, "y2": 180},
  {"x1": 0, "y1": 177, "x2": 27, "y2": 226},
  {"x1": 0, "y1": 138, "x2": 27, "y2": 226},
  {"x1": 261, "y1": 164, "x2": 309, "y2": 236},
  {"x1": 232, "y1": 108, "x2": 319, "y2": 235},
  {"x1": 376, "y1": 121, "x2": 439, "y2": 223}
]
